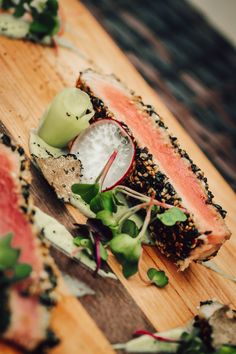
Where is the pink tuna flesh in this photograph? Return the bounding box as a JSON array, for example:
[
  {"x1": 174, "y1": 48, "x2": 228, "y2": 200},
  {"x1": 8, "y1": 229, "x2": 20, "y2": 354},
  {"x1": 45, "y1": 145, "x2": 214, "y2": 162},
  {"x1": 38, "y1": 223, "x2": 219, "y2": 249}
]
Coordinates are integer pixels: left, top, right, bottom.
[
  {"x1": 79, "y1": 71, "x2": 230, "y2": 247},
  {"x1": 0, "y1": 142, "x2": 53, "y2": 350}
]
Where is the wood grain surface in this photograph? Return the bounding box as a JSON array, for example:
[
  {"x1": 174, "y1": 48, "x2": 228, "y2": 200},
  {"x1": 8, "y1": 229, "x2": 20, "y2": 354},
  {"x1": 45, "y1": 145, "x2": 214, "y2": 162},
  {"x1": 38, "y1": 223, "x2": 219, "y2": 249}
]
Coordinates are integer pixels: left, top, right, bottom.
[{"x1": 0, "y1": 0, "x2": 235, "y2": 352}]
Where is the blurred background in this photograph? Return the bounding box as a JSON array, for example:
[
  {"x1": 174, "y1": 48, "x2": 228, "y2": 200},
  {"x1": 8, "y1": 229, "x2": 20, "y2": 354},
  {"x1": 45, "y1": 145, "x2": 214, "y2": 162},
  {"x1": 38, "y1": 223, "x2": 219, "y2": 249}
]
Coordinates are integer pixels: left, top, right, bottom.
[{"x1": 82, "y1": 0, "x2": 236, "y2": 191}]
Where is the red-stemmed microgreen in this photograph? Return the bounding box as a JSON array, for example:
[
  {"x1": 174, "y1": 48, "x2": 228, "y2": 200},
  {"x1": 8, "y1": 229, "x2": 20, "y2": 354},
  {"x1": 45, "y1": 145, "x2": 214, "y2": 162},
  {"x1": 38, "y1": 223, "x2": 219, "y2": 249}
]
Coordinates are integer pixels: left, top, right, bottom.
[
  {"x1": 117, "y1": 202, "x2": 149, "y2": 225},
  {"x1": 72, "y1": 151, "x2": 188, "y2": 280},
  {"x1": 95, "y1": 149, "x2": 118, "y2": 191},
  {"x1": 115, "y1": 185, "x2": 188, "y2": 214},
  {"x1": 94, "y1": 233, "x2": 101, "y2": 275},
  {"x1": 73, "y1": 228, "x2": 108, "y2": 275},
  {"x1": 133, "y1": 330, "x2": 180, "y2": 343}
]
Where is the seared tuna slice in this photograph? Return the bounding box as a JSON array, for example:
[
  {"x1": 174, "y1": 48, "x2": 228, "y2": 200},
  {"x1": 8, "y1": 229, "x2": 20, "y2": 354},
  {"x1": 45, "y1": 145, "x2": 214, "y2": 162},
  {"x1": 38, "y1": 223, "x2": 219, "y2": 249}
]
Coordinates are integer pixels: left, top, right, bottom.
[
  {"x1": 195, "y1": 300, "x2": 236, "y2": 350},
  {"x1": 114, "y1": 300, "x2": 236, "y2": 352},
  {"x1": 0, "y1": 134, "x2": 58, "y2": 351},
  {"x1": 77, "y1": 69, "x2": 231, "y2": 269}
]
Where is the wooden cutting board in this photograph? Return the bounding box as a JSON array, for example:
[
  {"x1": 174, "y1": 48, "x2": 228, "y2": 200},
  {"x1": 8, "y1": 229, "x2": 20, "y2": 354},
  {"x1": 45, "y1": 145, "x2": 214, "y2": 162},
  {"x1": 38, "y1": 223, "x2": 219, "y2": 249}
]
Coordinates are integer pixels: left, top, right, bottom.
[{"x1": 0, "y1": 0, "x2": 235, "y2": 352}]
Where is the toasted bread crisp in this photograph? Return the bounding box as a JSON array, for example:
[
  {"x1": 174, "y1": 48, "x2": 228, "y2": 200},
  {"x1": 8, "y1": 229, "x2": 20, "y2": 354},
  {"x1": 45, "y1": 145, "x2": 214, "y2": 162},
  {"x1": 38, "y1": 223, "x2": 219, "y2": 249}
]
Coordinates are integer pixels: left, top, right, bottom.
[{"x1": 36, "y1": 154, "x2": 82, "y2": 202}]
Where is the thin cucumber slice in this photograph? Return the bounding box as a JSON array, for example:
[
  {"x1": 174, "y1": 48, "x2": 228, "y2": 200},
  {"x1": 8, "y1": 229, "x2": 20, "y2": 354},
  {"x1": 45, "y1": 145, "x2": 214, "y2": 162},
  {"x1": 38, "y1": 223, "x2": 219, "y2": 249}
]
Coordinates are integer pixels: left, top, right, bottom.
[
  {"x1": 113, "y1": 328, "x2": 184, "y2": 353},
  {"x1": 38, "y1": 88, "x2": 94, "y2": 148},
  {"x1": 34, "y1": 207, "x2": 116, "y2": 279}
]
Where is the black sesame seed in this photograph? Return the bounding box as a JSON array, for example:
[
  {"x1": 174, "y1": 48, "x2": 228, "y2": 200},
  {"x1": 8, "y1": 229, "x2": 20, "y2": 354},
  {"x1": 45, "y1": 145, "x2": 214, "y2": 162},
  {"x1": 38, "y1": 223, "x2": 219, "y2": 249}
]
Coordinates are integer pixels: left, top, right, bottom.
[
  {"x1": 17, "y1": 146, "x2": 24, "y2": 156},
  {"x1": 2, "y1": 134, "x2": 11, "y2": 147}
]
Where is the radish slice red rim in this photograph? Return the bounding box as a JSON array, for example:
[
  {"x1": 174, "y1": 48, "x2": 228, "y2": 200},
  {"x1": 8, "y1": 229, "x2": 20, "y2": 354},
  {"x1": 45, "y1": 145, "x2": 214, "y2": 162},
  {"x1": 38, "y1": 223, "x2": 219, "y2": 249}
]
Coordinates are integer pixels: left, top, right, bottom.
[{"x1": 70, "y1": 119, "x2": 135, "y2": 191}]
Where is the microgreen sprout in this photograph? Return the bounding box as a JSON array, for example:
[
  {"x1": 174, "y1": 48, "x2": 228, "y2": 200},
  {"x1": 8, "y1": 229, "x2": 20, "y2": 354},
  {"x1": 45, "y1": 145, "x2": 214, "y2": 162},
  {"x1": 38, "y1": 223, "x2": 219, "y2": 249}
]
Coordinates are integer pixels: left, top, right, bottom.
[
  {"x1": 0, "y1": 0, "x2": 61, "y2": 42},
  {"x1": 147, "y1": 268, "x2": 169, "y2": 288},
  {"x1": 95, "y1": 149, "x2": 118, "y2": 191},
  {"x1": 0, "y1": 233, "x2": 32, "y2": 286},
  {"x1": 133, "y1": 329, "x2": 180, "y2": 343},
  {"x1": 94, "y1": 233, "x2": 101, "y2": 275},
  {"x1": 115, "y1": 185, "x2": 188, "y2": 214},
  {"x1": 71, "y1": 152, "x2": 188, "y2": 280},
  {"x1": 73, "y1": 227, "x2": 108, "y2": 275}
]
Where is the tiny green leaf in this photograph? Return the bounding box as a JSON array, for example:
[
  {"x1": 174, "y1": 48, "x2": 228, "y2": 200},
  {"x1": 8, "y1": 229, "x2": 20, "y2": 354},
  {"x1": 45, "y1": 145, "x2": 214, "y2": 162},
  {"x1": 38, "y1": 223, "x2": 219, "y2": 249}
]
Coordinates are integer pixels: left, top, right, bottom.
[
  {"x1": 109, "y1": 234, "x2": 142, "y2": 263},
  {"x1": 73, "y1": 236, "x2": 93, "y2": 256},
  {"x1": 90, "y1": 191, "x2": 117, "y2": 214},
  {"x1": 71, "y1": 183, "x2": 99, "y2": 204},
  {"x1": 96, "y1": 210, "x2": 118, "y2": 228},
  {"x1": 11, "y1": 263, "x2": 32, "y2": 282},
  {"x1": 0, "y1": 232, "x2": 32, "y2": 285},
  {"x1": 13, "y1": 5, "x2": 25, "y2": 18},
  {"x1": 0, "y1": 248, "x2": 20, "y2": 270},
  {"x1": 122, "y1": 261, "x2": 138, "y2": 278},
  {"x1": 177, "y1": 329, "x2": 208, "y2": 354},
  {"x1": 99, "y1": 243, "x2": 108, "y2": 262},
  {"x1": 110, "y1": 225, "x2": 119, "y2": 237},
  {"x1": 157, "y1": 207, "x2": 187, "y2": 226},
  {"x1": 0, "y1": 233, "x2": 13, "y2": 248},
  {"x1": 73, "y1": 236, "x2": 84, "y2": 247},
  {"x1": 121, "y1": 219, "x2": 139, "y2": 238},
  {"x1": 216, "y1": 345, "x2": 236, "y2": 354},
  {"x1": 147, "y1": 268, "x2": 169, "y2": 288}
]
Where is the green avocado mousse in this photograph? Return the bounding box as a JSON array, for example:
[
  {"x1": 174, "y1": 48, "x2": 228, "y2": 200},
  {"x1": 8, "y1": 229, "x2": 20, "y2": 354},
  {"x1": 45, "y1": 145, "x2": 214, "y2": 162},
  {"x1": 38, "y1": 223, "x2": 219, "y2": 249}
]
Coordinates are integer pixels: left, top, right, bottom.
[{"x1": 38, "y1": 88, "x2": 94, "y2": 148}]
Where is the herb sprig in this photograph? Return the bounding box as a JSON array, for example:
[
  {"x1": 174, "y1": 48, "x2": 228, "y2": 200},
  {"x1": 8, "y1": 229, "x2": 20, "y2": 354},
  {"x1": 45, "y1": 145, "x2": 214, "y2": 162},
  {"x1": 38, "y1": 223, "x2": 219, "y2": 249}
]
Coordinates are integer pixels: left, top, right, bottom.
[
  {"x1": 177, "y1": 329, "x2": 236, "y2": 354},
  {"x1": 0, "y1": 0, "x2": 60, "y2": 41},
  {"x1": 0, "y1": 233, "x2": 32, "y2": 286},
  {"x1": 130, "y1": 327, "x2": 236, "y2": 354},
  {"x1": 72, "y1": 179, "x2": 187, "y2": 282},
  {"x1": 71, "y1": 148, "x2": 188, "y2": 282}
]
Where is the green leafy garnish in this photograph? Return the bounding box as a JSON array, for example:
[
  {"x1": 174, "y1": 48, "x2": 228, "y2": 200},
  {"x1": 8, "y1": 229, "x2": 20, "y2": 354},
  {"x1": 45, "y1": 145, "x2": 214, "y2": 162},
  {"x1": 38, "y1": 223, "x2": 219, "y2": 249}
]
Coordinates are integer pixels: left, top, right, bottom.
[
  {"x1": 73, "y1": 236, "x2": 94, "y2": 256},
  {"x1": 122, "y1": 260, "x2": 138, "y2": 278},
  {"x1": 0, "y1": 247, "x2": 20, "y2": 270},
  {"x1": 73, "y1": 234, "x2": 108, "y2": 262},
  {"x1": 176, "y1": 329, "x2": 236, "y2": 354},
  {"x1": 72, "y1": 183, "x2": 99, "y2": 204},
  {"x1": 0, "y1": 233, "x2": 32, "y2": 285},
  {"x1": 90, "y1": 191, "x2": 117, "y2": 214},
  {"x1": 96, "y1": 210, "x2": 118, "y2": 228},
  {"x1": 11, "y1": 263, "x2": 32, "y2": 282},
  {"x1": 216, "y1": 346, "x2": 236, "y2": 354},
  {"x1": 110, "y1": 233, "x2": 142, "y2": 278},
  {"x1": 121, "y1": 219, "x2": 139, "y2": 238},
  {"x1": 157, "y1": 207, "x2": 187, "y2": 226},
  {"x1": 177, "y1": 329, "x2": 207, "y2": 354},
  {"x1": 71, "y1": 173, "x2": 188, "y2": 281},
  {"x1": 147, "y1": 268, "x2": 169, "y2": 288},
  {"x1": 0, "y1": 0, "x2": 60, "y2": 41},
  {"x1": 99, "y1": 242, "x2": 108, "y2": 262},
  {"x1": 110, "y1": 234, "x2": 142, "y2": 263}
]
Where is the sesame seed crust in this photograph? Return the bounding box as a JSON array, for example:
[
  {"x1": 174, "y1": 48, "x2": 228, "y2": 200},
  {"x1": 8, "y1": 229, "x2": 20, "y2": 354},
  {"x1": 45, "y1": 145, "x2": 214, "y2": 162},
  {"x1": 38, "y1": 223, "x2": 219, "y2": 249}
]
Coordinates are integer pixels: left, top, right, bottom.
[
  {"x1": 77, "y1": 73, "x2": 226, "y2": 263},
  {"x1": 0, "y1": 134, "x2": 59, "y2": 350}
]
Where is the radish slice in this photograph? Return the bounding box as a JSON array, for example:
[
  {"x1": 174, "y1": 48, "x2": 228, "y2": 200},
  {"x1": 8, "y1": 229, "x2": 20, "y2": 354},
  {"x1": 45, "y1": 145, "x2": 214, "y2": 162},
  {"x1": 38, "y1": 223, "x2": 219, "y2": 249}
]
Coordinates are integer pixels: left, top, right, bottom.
[{"x1": 70, "y1": 119, "x2": 135, "y2": 190}]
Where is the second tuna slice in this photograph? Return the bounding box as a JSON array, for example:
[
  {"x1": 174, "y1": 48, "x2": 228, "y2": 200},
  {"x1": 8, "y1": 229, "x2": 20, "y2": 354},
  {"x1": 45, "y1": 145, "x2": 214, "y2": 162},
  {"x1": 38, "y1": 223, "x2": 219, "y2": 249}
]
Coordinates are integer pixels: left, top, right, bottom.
[{"x1": 77, "y1": 69, "x2": 231, "y2": 270}]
